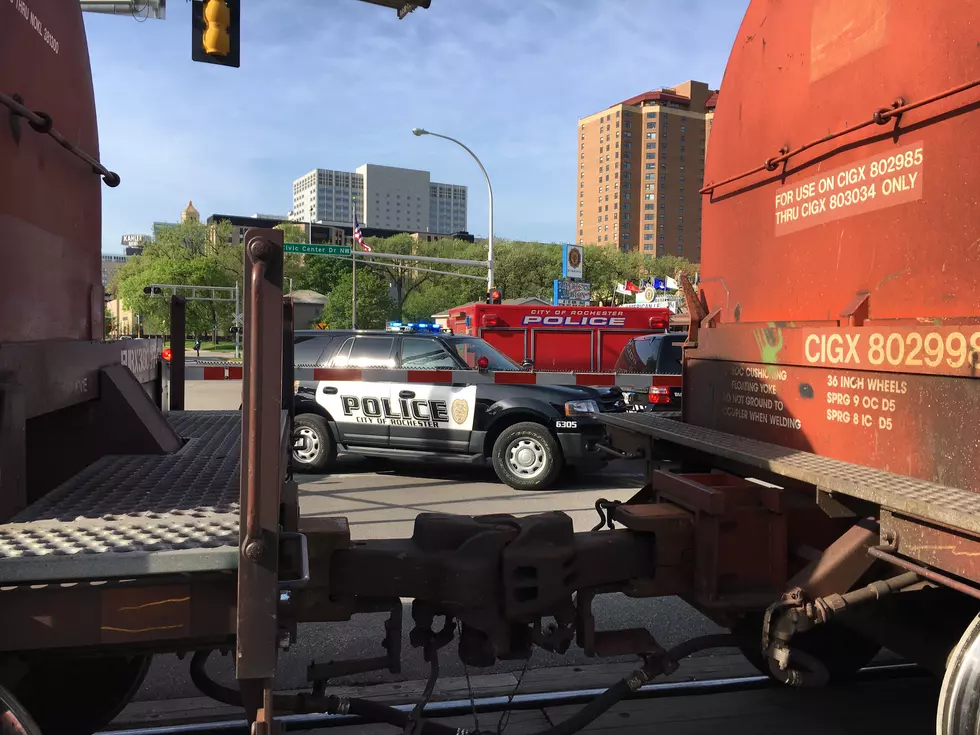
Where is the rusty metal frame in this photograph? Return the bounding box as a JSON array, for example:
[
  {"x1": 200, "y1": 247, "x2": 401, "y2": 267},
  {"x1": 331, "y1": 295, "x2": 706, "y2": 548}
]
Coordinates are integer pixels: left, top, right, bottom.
[
  {"x1": 875, "y1": 510, "x2": 980, "y2": 594},
  {"x1": 236, "y1": 229, "x2": 285, "y2": 724},
  {"x1": 0, "y1": 575, "x2": 237, "y2": 654}
]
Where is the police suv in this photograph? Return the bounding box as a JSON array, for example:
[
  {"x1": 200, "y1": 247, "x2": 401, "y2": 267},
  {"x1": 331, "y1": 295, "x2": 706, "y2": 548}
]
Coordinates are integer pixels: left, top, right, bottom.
[{"x1": 292, "y1": 323, "x2": 626, "y2": 490}]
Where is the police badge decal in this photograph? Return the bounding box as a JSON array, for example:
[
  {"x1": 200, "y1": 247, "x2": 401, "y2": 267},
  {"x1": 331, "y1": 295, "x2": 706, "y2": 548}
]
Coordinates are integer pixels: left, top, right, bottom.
[{"x1": 451, "y1": 399, "x2": 469, "y2": 425}]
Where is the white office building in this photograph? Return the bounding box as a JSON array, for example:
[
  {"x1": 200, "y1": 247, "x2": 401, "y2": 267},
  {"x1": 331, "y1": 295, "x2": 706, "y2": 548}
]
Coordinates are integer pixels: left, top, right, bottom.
[{"x1": 291, "y1": 164, "x2": 467, "y2": 234}]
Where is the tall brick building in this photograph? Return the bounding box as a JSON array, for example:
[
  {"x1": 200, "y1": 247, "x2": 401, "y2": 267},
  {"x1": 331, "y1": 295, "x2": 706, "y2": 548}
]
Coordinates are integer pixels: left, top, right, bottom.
[{"x1": 576, "y1": 80, "x2": 717, "y2": 262}]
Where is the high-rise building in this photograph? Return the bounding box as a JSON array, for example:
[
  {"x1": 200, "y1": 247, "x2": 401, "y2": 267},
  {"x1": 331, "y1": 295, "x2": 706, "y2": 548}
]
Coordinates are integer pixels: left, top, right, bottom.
[
  {"x1": 291, "y1": 164, "x2": 467, "y2": 234},
  {"x1": 101, "y1": 254, "x2": 129, "y2": 287},
  {"x1": 576, "y1": 80, "x2": 716, "y2": 262}
]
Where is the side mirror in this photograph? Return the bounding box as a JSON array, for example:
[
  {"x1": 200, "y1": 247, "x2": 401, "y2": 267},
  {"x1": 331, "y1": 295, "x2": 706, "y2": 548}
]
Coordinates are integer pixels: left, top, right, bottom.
[{"x1": 522, "y1": 358, "x2": 534, "y2": 370}]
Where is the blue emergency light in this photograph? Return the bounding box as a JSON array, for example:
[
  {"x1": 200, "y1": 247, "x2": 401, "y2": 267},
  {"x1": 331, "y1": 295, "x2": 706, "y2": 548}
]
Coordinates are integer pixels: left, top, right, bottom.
[{"x1": 386, "y1": 321, "x2": 449, "y2": 333}]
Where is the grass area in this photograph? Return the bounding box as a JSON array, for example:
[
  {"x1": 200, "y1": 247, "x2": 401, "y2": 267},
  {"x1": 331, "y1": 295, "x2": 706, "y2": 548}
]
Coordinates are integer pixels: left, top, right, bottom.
[{"x1": 163, "y1": 339, "x2": 239, "y2": 353}]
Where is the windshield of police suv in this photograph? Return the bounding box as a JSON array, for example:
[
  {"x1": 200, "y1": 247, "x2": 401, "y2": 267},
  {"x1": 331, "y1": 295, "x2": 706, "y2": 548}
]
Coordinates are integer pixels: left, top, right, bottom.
[{"x1": 444, "y1": 337, "x2": 522, "y2": 371}]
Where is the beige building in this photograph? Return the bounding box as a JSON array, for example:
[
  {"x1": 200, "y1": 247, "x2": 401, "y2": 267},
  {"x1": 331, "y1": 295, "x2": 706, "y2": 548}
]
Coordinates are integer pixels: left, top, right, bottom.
[
  {"x1": 105, "y1": 298, "x2": 139, "y2": 338},
  {"x1": 576, "y1": 80, "x2": 717, "y2": 262}
]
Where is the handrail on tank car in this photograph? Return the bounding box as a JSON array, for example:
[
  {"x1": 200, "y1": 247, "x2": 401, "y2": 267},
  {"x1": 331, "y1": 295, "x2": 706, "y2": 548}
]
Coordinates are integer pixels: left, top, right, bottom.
[
  {"x1": 700, "y1": 76, "x2": 980, "y2": 195},
  {"x1": 0, "y1": 91, "x2": 121, "y2": 187}
]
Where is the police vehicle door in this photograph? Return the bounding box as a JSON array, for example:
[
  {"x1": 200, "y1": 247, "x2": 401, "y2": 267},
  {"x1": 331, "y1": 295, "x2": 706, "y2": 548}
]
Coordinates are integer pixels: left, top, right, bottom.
[
  {"x1": 317, "y1": 334, "x2": 396, "y2": 448},
  {"x1": 387, "y1": 336, "x2": 477, "y2": 453}
]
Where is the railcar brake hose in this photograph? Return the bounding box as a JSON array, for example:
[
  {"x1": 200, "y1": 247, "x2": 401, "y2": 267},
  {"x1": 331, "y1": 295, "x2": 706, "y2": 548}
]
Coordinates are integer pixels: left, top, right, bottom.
[{"x1": 191, "y1": 634, "x2": 738, "y2": 735}]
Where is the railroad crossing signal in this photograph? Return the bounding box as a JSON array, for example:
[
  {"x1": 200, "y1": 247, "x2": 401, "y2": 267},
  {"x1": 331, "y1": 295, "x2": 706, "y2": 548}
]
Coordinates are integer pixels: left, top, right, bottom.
[
  {"x1": 486, "y1": 287, "x2": 502, "y2": 305},
  {"x1": 143, "y1": 286, "x2": 163, "y2": 295},
  {"x1": 191, "y1": 0, "x2": 240, "y2": 68}
]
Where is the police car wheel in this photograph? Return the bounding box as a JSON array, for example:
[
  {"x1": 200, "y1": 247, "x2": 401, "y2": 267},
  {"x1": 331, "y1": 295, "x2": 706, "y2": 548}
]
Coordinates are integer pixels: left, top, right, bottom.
[
  {"x1": 492, "y1": 422, "x2": 563, "y2": 491},
  {"x1": 292, "y1": 414, "x2": 335, "y2": 472}
]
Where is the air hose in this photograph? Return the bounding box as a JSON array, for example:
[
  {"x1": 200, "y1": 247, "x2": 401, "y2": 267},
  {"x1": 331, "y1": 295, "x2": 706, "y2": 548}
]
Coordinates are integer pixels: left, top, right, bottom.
[{"x1": 192, "y1": 634, "x2": 738, "y2": 735}]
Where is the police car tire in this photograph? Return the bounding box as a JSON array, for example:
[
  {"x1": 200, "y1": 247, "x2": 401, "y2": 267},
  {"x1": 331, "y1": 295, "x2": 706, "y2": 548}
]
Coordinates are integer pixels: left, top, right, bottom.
[
  {"x1": 491, "y1": 422, "x2": 563, "y2": 491},
  {"x1": 293, "y1": 414, "x2": 335, "y2": 472}
]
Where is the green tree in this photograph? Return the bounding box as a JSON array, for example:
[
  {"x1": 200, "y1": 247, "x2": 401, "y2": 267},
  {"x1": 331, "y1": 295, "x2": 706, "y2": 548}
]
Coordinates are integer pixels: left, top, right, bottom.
[
  {"x1": 491, "y1": 241, "x2": 561, "y2": 300},
  {"x1": 299, "y1": 254, "x2": 350, "y2": 298},
  {"x1": 402, "y1": 280, "x2": 485, "y2": 322},
  {"x1": 322, "y1": 270, "x2": 394, "y2": 330},
  {"x1": 113, "y1": 219, "x2": 237, "y2": 338}
]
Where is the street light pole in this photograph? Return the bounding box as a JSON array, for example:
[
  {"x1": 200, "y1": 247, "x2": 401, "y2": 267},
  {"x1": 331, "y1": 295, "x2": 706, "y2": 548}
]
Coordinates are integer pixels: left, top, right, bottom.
[{"x1": 412, "y1": 128, "x2": 494, "y2": 290}]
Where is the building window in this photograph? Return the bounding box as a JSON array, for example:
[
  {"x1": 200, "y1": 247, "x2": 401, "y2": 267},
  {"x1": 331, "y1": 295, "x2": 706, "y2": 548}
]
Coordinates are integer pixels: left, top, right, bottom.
[
  {"x1": 644, "y1": 214, "x2": 654, "y2": 221},
  {"x1": 644, "y1": 234, "x2": 653, "y2": 241}
]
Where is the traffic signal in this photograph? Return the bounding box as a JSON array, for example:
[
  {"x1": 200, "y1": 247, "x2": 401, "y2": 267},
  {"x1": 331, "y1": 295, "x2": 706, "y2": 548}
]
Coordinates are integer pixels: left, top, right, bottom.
[
  {"x1": 486, "y1": 287, "x2": 502, "y2": 305},
  {"x1": 191, "y1": 0, "x2": 240, "y2": 68},
  {"x1": 143, "y1": 286, "x2": 163, "y2": 295}
]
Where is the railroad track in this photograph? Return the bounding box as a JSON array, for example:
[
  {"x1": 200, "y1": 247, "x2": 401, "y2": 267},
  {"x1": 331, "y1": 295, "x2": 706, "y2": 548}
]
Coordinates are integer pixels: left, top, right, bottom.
[{"x1": 101, "y1": 662, "x2": 927, "y2": 735}]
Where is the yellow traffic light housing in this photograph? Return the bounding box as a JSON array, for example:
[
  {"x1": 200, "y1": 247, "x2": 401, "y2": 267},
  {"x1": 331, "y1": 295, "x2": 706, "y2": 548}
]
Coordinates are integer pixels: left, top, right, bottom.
[
  {"x1": 192, "y1": 0, "x2": 240, "y2": 68},
  {"x1": 203, "y1": 0, "x2": 230, "y2": 55}
]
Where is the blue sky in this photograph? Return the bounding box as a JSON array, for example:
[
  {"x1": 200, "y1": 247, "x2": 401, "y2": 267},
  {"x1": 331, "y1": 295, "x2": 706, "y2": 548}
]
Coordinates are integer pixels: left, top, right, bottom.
[{"x1": 86, "y1": 0, "x2": 749, "y2": 254}]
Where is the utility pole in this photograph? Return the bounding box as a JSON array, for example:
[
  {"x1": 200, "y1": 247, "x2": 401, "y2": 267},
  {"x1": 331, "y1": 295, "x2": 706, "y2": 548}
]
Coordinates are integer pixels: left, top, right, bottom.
[{"x1": 351, "y1": 246, "x2": 358, "y2": 329}]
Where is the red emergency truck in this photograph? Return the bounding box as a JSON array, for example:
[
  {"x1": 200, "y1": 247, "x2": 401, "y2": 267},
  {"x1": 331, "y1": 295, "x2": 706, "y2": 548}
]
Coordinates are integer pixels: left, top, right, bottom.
[{"x1": 446, "y1": 303, "x2": 672, "y2": 372}]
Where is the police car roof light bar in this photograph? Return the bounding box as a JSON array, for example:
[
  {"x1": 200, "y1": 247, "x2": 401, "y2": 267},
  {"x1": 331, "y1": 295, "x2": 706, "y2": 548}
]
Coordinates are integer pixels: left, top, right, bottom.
[{"x1": 386, "y1": 321, "x2": 449, "y2": 334}]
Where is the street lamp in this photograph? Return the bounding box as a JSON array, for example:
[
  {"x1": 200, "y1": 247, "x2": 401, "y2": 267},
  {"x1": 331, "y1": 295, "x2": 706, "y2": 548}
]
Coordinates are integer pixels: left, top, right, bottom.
[{"x1": 412, "y1": 127, "x2": 495, "y2": 290}]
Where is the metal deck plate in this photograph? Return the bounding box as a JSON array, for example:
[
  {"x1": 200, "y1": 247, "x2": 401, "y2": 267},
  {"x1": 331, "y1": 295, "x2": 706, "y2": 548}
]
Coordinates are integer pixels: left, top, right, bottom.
[
  {"x1": 600, "y1": 413, "x2": 980, "y2": 536},
  {"x1": 0, "y1": 411, "x2": 241, "y2": 583}
]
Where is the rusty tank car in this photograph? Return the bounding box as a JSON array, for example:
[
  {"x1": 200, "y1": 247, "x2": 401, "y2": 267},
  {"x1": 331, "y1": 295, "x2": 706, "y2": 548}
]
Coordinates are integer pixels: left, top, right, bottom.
[
  {"x1": 4, "y1": 0, "x2": 980, "y2": 734},
  {"x1": 600, "y1": 0, "x2": 980, "y2": 732}
]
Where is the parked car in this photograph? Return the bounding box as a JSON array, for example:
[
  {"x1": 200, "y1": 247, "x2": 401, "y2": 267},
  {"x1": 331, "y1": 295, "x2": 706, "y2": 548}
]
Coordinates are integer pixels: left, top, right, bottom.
[
  {"x1": 613, "y1": 332, "x2": 687, "y2": 411},
  {"x1": 291, "y1": 325, "x2": 628, "y2": 490}
]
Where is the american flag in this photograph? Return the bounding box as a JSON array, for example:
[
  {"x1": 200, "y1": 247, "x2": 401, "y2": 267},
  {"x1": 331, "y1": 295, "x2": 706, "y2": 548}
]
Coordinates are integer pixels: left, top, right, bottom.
[{"x1": 353, "y1": 214, "x2": 372, "y2": 252}]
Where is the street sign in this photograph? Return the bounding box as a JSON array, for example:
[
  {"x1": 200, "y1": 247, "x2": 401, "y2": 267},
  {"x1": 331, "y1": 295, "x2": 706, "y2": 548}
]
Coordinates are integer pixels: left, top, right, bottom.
[
  {"x1": 284, "y1": 242, "x2": 352, "y2": 256},
  {"x1": 554, "y1": 279, "x2": 591, "y2": 306}
]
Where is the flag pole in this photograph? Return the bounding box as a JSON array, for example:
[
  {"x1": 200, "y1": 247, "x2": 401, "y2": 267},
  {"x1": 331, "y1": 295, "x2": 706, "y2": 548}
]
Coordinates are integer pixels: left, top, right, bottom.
[{"x1": 352, "y1": 213, "x2": 358, "y2": 329}]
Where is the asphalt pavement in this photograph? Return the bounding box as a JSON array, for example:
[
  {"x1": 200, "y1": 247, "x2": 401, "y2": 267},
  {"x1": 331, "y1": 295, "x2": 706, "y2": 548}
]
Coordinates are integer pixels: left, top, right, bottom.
[{"x1": 133, "y1": 384, "x2": 725, "y2": 703}]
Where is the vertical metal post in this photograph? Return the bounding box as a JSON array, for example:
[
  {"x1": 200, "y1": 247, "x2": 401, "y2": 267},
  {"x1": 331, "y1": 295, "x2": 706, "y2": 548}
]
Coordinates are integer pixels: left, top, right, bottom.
[
  {"x1": 170, "y1": 295, "x2": 186, "y2": 411},
  {"x1": 282, "y1": 297, "x2": 295, "y2": 482},
  {"x1": 238, "y1": 227, "x2": 284, "y2": 715},
  {"x1": 234, "y1": 281, "x2": 241, "y2": 360},
  {"x1": 351, "y1": 210, "x2": 357, "y2": 329}
]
